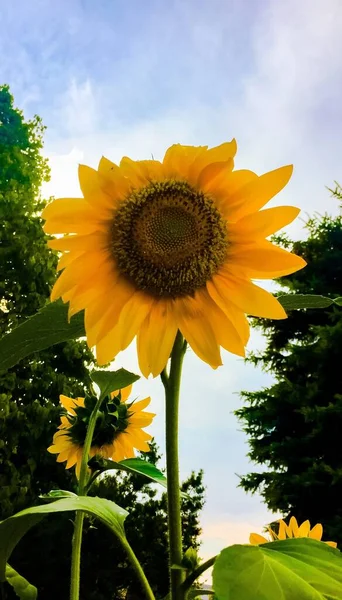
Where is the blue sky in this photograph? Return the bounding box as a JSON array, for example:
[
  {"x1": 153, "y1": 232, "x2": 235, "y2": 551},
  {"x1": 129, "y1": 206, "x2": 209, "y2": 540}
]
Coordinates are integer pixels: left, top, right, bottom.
[{"x1": 3, "y1": 0, "x2": 342, "y2": 565}]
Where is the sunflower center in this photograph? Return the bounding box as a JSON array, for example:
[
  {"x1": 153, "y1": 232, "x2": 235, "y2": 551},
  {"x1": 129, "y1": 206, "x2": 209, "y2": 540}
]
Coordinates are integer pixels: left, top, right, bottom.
[
  {"x1": 110, "y1": 180, "x2": 228, "y2": 297},
  {"x1": 67, "y1": 394, "x2": 131, "y2": 448}
]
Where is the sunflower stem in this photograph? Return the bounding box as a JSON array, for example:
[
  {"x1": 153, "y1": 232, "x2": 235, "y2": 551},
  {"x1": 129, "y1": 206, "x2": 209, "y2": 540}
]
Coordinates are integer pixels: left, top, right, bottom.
[
  {"x1": 120, "y1": 537, "x2": 156, "y2": 600},
  {"x1": 70, "y1": 395, "x2": 104, "y2": 600},
  {"x1": 162, "y1": 331, "x2": 187, "y2": 600}
]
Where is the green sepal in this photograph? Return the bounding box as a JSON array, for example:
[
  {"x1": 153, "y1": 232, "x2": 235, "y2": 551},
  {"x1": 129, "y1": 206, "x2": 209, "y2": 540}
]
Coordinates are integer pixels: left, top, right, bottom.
[{"x1": 90, "y1": 369, "x2": 140, "y2": 400}]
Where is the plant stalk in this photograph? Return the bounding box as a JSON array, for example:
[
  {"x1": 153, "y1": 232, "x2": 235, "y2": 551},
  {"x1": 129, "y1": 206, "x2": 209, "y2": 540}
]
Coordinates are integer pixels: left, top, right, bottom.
[
  {"x1": 120, "y1": 537, "x2": 156, "y2": 600},
  {"x1": 69, "y1": 395, "x2": 104, "y2": 600},
  {"x1": 162, "y1": 331, "x2": 187, "y2": 600}
]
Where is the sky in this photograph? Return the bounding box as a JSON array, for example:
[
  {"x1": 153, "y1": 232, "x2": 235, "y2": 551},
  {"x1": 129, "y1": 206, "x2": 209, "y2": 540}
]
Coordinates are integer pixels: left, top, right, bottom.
[{"x1": 2, "y1": 0, "x2": 342, "y2": 569}]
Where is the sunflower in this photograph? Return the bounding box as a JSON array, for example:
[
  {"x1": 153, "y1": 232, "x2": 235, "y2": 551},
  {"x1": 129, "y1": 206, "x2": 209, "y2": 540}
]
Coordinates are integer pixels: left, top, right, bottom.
[
  {"x1": 48, "y1": 384, "x2": 155, "y2": 478},
  {"x1": 249, "y1": 516, "x2": 337, "y2": 548},
  {"x1": 42, "y1": 141, "x2": 306, "y2": 376}
]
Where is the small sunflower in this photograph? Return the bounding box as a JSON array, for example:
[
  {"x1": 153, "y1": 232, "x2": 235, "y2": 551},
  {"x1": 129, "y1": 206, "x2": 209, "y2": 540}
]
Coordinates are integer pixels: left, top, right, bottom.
[
  {"x1": 48, "y1": 384, "x2": 155, "y2": 478},
  {"x1": 42, "y1": 141, "x2": 306, "y2": 376},
  {"x1": 250, "y1": 516, "x2": 337, "y2": 548}
]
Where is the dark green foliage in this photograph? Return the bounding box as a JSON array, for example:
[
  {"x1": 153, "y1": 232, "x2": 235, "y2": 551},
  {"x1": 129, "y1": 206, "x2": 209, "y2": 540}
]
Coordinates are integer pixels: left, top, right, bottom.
[
  {"x1": 236, "y1": 209, "x2": 342, "y2": 545},
  {"x1": 0, "y1": 83, "x2": 93, "y2": 521}
]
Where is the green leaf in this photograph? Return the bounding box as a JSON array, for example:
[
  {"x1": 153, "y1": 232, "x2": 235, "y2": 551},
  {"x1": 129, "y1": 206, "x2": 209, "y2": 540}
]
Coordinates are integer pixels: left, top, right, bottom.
[
  {"x1": 39, "y1": 489, "x2": 78, "y2": 501},
  {"x1": 334, "y1": 297, "x2": 342, "y2": 306},
  {"x1": 0, "y1": 300, "x2": 85, "y2": 372},
  {"x1": 5, "y1": 564, "x2": 37, "y2": 599},
  {"x1": 90, "y1": 369, "x2": 140, "y2": 400},
  {"x1": 213, "y1": 538, "x2": 342, "y2": 600},
  {"x1": 0, "y1": 496, "x2": 128, "y2": 581},
  {"x1": 89, "y1": 457, "x2": 168, "y2": 490},
  {"x1": 278, "y1": 294, "x2": 334, "y2": 310}
]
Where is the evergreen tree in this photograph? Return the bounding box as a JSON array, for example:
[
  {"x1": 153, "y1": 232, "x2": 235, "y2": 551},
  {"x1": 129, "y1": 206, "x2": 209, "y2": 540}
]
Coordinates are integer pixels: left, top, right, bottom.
[{"x1": 236, "y1": 205, "x2": 342, "y2": 545}]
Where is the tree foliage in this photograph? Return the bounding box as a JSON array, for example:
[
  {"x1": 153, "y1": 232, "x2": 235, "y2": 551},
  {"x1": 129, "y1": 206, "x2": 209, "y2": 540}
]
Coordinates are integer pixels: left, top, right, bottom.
[
  {"x1": 0, "y1": 86, "x2": 205, "y2": 599},
  {"x1": 236, "y1": 206, "x2": 342, "y2": 545}
]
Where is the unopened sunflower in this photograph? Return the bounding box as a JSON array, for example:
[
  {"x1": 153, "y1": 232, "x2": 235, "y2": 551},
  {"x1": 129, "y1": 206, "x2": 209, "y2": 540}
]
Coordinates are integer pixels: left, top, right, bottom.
[
  {"x1": 43, "y1": 141, "x2": 306, "y2": 376},
  {"x1": 48, "y1": 384, "x2": 155, "y2": 478},
  {"x1": 250, "y1": 516, "x2": 337, "y2": 548}
]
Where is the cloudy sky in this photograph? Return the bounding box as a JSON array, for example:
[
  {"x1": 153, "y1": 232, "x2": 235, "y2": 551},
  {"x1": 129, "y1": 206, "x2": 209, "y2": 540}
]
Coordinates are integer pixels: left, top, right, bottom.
[{"x1": 3, "y1": 0, "x2": 342, "y2": 566}]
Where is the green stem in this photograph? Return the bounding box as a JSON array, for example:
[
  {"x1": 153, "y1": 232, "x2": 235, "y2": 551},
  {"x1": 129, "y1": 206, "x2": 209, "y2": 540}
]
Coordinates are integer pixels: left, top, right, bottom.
[
  {"x1": 120, "y1": 537, "x2": 156, "y2": 600},
  {"x1": 162, "y1": 331, "x2": 187, "y2": 600},
  {"x1": 70, "y1": 395, "x2": 104, "y2": 600},
  {"x1": 180, "y1": 556, "x2": 217, "y2": 596}
]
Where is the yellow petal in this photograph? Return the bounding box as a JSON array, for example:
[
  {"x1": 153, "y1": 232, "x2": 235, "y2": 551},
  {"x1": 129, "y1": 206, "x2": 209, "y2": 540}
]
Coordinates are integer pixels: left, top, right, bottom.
[
  {"x1": 309, "y1": 523, "x2": 323, "y2": 541},
  {"x1": 59, "y1": 395, "x2": 77, "y2": 414},
  {"x1": 137, "y1": 300, "x2": 178, "y2": 378},
  {"x1": 48, "y1": 231, "x2": 109, "y2": 253},
  {"x1": 175, "y1": 296, "x2": 222, "y2": 368},
  {"x1": 111, "y1": 437, "x2": 127, "y2": 462},
  {"x1": 50, "y1": 251, "x2": 111, "y2": 302},
  {"x1": 116, "y1": 291, "x2": 154, "y2": 351},
  {"x1": 249, "y1": 533, "x2": 268, "y2": 545},
  {"x1": 206, "y1": 280, "x2": 250, "y2": 345},
  {"x1": 75, "y1": 449, "x2": 83, "y2": 479},
  {"x1": 56, "y1": 449, "x2": 72, "y2": 463},
  {"x1": 227, "y1": 241, "x2": 307, "y2": 279},
  {"x1": 229, "y1": 206, "x2": 301, "y2": 241},
  {"x1": 110, "y1": 384, "x2": 132, "y2": 402},
  {"x1": 298, "y1": 520, "x2": 311, "y2": 537},
  {"x1": 97, "y1": 156, "x2": 131, "y2": 199},
  {"x1": 92, "y1": 276, "x2": 136, "y2": 345},
  {"x1": 267, "y1": 527, "x2": 278, "y2": 541},
  {"x1": 207, "y1": 169, "x2": 258, "y2": 214},
  {"x1": 95, "y1": 323, "x2": 121, "y2": 366},
  {"x1": 212, "y1": 274, "x2": 287, "y2": 319},
  {"x1": 163, "y1": 144, "x2": 207, "y2": 179},
  {"x1": 325, "y1": 542, "x2": 338, "y2": 548},
  {"x1": 289, "y1": 517, "x2": 299, "y2": 537},
  {"x1": 227, "y1": 165, "x2": 293, "y2": 220},
  {"x1": 194, "y1": 289, "x2": 246, "y2": 357},
  {"x1": 277, "y1": 520, "x2": 287, "y2": 540},
  {"x1": 197, "y1": 160, "x2": 234, "y2": 190},
  {"x1": 125, "y1": 429, "x2": 151, "y2": 452},
  {"x1": 131, "y1": 397, "x2": 151, "y2": 413},
  {"x1": 119, "y1": 157, "x2": 163, "y2": 185},
  {"x1": 42, "y1": 198, "x2": 105, "y2": 235},
  {"x1": 65, "y1": 452, "x2": 79, "y2": 469},
  {"x1": 78, "y1": 164, "x2": 115, "y2": 212},
  {"x1": 129, "y1": 412, "x2": 155, "y2": 428},
  {"x1": 188, "y1": 140, "x2": 237, "y2": 184}
]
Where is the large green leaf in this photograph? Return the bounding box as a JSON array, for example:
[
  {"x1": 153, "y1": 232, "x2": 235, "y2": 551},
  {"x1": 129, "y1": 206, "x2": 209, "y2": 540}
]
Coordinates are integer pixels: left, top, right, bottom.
[
  {"x1": 89, "y1": 457, "x2": 168, "y2": 489},
  {"x1": 0, "y1": 496, "x2": 128, "y2": 581},
  {"x1": 278, "y1": 294, "x2": 334, "y2": 310},
  {"x1": 213, "y1": 538, "x2": 342, "y2": 599},
  {"x1": 0, "y1": 300, "x2": 85, "y2": 372},
  {"x1": 90, "y1": 369, "x2": 140, "y2": 400},
  {"x1": 5, "y1": 564, "x2": 37, "y2": 600}
]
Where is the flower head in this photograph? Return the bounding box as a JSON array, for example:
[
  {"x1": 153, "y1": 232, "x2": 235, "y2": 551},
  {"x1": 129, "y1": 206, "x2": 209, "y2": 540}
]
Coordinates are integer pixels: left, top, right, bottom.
[
  {"x1": 250, "y1": 517, "x2": 337, "y2": 548},
  {"x1": 48, "y1": 384, "x2": 155, "y2": 478},
  {"x1": 43, "y1": 141, "x2": 306, "y2": 376}
]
